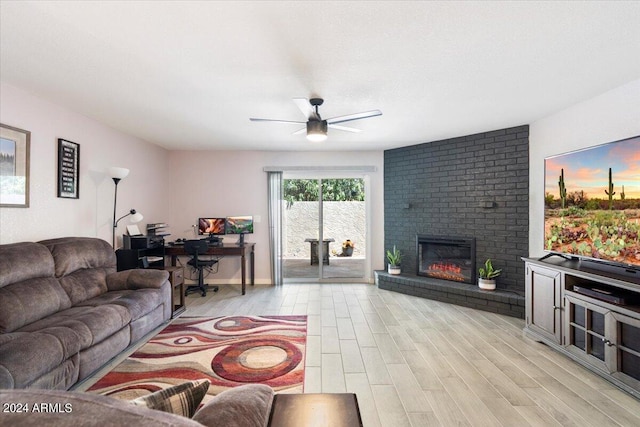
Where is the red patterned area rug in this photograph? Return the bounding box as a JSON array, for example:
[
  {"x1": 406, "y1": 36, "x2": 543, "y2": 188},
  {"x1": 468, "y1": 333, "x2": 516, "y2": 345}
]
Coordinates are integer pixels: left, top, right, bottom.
[{"x1": 88, "y1": 315, "x2": 307, "y2": 402}]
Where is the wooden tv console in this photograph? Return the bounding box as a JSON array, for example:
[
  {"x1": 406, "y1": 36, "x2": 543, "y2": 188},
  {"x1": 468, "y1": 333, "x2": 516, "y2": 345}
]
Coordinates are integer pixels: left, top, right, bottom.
[{"x1": 523, "y1": 257, "x2": 640, "y2": 399}]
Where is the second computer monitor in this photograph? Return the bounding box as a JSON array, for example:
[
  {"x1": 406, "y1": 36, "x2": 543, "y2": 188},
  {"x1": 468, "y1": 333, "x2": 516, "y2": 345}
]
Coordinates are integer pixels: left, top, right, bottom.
[{"x1": 225, "y1": 216, "x2": 254, "y2": 235}]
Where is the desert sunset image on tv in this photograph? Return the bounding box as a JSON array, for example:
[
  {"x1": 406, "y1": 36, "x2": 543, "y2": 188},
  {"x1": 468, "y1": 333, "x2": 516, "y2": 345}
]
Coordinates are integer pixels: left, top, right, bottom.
[{"x1": 544, "y1": 136, "x2": 640, "y2": 268}]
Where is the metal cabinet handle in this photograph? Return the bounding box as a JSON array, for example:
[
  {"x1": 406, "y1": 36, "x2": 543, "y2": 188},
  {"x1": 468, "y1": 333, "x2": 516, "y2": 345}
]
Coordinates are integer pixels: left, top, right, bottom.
[{"x1": 602, "y1": 338, "x2": 615, "y2": 347}]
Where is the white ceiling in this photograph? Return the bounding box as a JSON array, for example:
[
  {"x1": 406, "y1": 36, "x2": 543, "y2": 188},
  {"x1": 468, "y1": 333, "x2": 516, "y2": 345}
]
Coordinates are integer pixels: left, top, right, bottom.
[{"x1": 1, "y1": 1, "x2": 639, "y2": 151}]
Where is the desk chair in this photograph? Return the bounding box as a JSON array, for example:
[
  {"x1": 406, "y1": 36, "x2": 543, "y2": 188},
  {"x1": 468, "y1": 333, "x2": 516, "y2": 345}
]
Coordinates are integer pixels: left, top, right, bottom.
[{"x1": 184, "y1": 239, "x2": 219, "y2": 297}]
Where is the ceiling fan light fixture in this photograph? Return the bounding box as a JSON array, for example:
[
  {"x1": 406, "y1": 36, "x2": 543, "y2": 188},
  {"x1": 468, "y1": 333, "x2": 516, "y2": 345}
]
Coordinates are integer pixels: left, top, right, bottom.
[
  {"x1": 250, "y1": 98, "x2": 381, "y2": 142},
  {"x1": 306, "y1": 120, "x2": 328, "y2": 142}
]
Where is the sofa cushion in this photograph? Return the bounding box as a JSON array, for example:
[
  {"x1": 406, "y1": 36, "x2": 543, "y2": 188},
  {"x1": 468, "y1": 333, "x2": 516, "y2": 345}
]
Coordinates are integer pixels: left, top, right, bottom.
[
  {"x1": 0, "y1": 276, "x2": 72, "y2": 333},
  {"x1": 58, "y1": 268, "x2": 110, "y2": 306},
  {"x1": 40, "y1": 237, "x2": 117, "y2": 277},
  {"x1": 0, "y1": 241, "x2": 55, "y2": 287},
  {"x1": 17, "y1": 305, "x2": 132, "y2": 350},
  {"x1": 40, "y1": 237, "x2": 117, "y2": 305},
  {"x1": 0, "y1": 241, "x2": 72, "y2": 333},
  {"x1": 0, "y1": 328, "x2": 81, "y2": 388},
  {"x1": 131, "y1": 379, "x2": 211, "y2": 418},
  {"x1": 79, "y1": 288, "x2": 166, "y2": 321},
  {"x1": 192, "y1": 384, "x2": 274, "y2": 427}
]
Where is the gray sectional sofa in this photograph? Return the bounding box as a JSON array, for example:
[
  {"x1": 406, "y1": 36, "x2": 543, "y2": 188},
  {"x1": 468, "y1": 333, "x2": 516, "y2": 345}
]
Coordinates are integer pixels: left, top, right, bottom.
[{"x1": 0, "y1": 237, "x2": 172, "y2": 390}]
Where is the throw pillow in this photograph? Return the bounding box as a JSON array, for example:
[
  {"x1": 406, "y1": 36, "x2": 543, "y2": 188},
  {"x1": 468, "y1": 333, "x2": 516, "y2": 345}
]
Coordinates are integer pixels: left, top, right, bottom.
[{"x1": 130, "y1": 379, "x2": 210, "y2": 418}]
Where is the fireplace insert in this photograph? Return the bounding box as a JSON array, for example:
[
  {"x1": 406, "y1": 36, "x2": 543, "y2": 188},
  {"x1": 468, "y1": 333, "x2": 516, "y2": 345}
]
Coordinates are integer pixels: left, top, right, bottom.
[{"x1": 417, "y1": 235, "x2": 476, "y2": 284}]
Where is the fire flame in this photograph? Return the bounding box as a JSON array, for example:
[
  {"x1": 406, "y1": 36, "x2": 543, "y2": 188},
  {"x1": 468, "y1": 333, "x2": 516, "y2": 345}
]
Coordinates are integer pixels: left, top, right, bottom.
[
  {"x1": 427, "y1": 262, "x2": 466, "y2": 282},
  {"x1": 429, "y1": 262, "x2": 462, "y2": 274}
]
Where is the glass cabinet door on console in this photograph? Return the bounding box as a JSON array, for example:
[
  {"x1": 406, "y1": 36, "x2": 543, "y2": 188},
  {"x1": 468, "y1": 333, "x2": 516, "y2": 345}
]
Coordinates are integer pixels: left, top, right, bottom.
[
  {"x1": 607, "y1": 312, "x2": 640, "y2": 391},
  {"x1": 564, "y1": 294, "x2": 609, "y2": 372}
]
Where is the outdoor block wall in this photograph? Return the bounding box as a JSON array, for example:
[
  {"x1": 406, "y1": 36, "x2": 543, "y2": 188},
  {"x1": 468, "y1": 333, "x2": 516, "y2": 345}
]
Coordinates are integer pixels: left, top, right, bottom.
[
  {"x1": 283, "y1": 201, "x2": 366, "y2": 258},
  {"x1": 384, "y1": 125, "x2": 529, "y2": 292}
]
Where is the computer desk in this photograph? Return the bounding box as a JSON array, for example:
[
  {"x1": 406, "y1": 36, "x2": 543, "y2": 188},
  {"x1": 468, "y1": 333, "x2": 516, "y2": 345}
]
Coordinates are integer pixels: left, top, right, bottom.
[{"x1": 164, "y1": 242, "x2": 255, "y2": 295}]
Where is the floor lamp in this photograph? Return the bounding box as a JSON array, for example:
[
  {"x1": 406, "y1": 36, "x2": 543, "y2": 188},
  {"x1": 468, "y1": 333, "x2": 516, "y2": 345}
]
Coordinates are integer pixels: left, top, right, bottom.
[{"x1": 109, "y1": 167, "x2": 143, "y2": 248}]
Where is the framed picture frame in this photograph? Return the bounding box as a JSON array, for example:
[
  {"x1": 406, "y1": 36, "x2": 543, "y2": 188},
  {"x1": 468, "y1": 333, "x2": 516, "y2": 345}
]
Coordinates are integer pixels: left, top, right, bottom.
[
  {"x1": 57, "y1": 138, "x2": 80, "y2": 199},
  {"x1": 0, "y1": 123, "x2": 31, "y2": 208}
]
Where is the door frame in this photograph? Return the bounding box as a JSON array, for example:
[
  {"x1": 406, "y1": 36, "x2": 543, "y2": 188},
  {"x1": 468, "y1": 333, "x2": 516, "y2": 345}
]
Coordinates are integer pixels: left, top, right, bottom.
[{"x1": 282, "y1": 171, "x2": 371, "y2": 283}]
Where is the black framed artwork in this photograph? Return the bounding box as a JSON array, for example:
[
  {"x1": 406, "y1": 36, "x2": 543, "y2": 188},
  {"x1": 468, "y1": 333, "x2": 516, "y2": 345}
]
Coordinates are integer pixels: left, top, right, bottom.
[{"x1": 57, "y1": 139, "x2": 80, "y2": 199}]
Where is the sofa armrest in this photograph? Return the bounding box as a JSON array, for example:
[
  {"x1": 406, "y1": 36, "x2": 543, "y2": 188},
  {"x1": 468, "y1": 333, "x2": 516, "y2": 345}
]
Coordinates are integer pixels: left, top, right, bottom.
[
  {"x1": 192, "y1": 384, "x2": 274, "y2": 427},
  {"x1": 107, "y1": 269, "x2": 170, "y2": 291}
]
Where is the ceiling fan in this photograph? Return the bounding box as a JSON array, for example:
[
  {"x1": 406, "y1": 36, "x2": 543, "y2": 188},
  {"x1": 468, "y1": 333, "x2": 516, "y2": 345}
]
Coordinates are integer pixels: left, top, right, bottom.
[{"x1": 250, "y1": 98, "x2": 382, "y2": 142}]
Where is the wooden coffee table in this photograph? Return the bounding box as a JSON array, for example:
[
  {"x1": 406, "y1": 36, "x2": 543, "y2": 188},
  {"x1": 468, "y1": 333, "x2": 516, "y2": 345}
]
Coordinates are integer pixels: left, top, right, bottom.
[{"x1": 268, "y1": 393, "x2": 363, "y2": 427}]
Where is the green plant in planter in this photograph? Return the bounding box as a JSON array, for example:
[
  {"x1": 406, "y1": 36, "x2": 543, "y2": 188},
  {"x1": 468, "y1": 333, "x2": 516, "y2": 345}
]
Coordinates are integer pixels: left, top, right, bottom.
[
  {"x1": 386, "y1": 246, "x2": 402, "y2": 267},
  {"x1": 479, "y1": 259, "x2": 502, "y2": 279}
]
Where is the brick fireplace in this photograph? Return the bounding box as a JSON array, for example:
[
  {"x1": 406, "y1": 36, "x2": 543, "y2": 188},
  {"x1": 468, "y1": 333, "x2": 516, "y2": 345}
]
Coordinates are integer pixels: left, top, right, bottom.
[{"x1": 379, "y1": 125, "x2": 529, "y2": 318}]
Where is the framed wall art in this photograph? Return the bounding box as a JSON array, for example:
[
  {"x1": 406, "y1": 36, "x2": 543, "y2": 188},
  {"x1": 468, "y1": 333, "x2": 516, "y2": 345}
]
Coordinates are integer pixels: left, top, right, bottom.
[
  {"x1": 0, "y1": 123, "x2": 31, "y2": 208},
  {"x1": 57, "y1": 138, "x2": 80, "y2": 199}
]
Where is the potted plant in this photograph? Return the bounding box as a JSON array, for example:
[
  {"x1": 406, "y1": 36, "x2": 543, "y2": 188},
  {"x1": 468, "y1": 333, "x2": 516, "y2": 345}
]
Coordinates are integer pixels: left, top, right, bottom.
[
  {"x1": 342, "y1": 239, "x2": 354, "y2": 257},
  {"x1": 386, "y1": 245, "x2": 402, "y2": 275},
  {"x1": 478, "y1": 258, "x2": 502, "y2": 290}
]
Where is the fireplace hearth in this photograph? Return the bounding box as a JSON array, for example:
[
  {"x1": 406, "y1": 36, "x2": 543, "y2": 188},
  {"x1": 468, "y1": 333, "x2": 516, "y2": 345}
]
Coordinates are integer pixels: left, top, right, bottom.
[{"x1": 417, "y1": 235, "x2": 476, "y2": 284}]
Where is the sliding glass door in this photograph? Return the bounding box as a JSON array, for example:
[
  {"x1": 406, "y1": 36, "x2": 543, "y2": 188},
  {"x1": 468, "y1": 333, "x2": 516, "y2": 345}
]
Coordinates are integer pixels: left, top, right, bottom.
[
  {"x1": 283, "y1": 178, "x2": 320, "y2": 279},
  {"x1": 321, "y1": 178, "x2": 366, "y2": 280},
  {"x1": 282, "y1": 174, "x2": 368, "y2": 282}
]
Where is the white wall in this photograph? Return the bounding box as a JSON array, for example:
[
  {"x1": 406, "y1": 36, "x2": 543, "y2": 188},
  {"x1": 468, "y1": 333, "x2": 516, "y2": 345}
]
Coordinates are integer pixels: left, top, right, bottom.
[
  {"x1": 0, "y1": 83, "x2": 170, "y2": 245},
  {"x1": 528, "y1": 79, "x2": 640, "y2": 257},
  {"x1": 167, "y1": 150, "x2": 385, "y2": 284}
]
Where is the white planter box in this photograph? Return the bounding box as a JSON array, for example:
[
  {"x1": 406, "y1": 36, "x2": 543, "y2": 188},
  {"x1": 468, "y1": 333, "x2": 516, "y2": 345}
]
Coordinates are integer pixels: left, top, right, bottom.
[
  {"x1": 478, "y1": 278, "x2": 496, "y2": 290},
  {"x1": 388, "y1": 265, "x2": 401, "y2": 275}
]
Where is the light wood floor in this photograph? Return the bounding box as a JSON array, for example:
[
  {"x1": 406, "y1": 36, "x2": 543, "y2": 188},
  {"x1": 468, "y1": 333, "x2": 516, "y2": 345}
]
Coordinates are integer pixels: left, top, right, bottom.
[
  {"x1": 81, "y1": 282, "x2": 640, "y2": 426},
  {"x1": 182, "y1": 282, "x2": 640, "y2": 427}
]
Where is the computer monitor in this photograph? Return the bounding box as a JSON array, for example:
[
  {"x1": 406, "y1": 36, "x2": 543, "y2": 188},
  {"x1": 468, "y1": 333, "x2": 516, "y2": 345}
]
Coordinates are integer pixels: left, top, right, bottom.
[
  {"x1": 226, "y1": 216, "x2": 253, "y2": 244},
  {"x1": 198, "y1": 218, "x2": 226, "y2": 237}
]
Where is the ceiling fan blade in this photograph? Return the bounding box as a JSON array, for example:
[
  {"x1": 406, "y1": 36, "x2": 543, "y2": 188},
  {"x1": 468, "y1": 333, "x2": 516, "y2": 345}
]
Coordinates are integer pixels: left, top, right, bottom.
[
  {"x1": 326, "y1": 110, "x2": 382, "y2": 125},
  {"x1": 292, "y1": 127, "x2": 307, "y2": 135},
  {"x1": 293, "y1": 98, "x2": 314, "y2": 119},
  {"x1": 328, "y1": 124, "x2": 362, "y2": 133},
  {"x1": 249, "y1": 118, "x2": 306, "y2": 124}
]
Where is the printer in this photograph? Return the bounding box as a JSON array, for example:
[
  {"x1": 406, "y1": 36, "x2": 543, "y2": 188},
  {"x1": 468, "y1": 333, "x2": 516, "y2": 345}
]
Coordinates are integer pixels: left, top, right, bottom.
[{"x1": 123, "y1": 234, "x2": 164, "y2": 250}]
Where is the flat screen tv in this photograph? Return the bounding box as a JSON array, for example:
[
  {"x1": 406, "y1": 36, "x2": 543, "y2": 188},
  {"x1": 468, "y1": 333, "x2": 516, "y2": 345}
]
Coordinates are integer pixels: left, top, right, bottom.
[
  {"x1": 544, "y1": 135, "x2": 640, "y2": 272},
  {"x1": 198, "y1": 218, "x2": 226, "y2": 236}
]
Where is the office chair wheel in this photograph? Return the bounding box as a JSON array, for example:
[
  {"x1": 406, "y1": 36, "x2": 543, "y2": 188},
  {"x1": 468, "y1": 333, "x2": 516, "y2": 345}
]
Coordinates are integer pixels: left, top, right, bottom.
[{"x1": 201, "y1": 290, "x2": 206, "y2": 297}]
